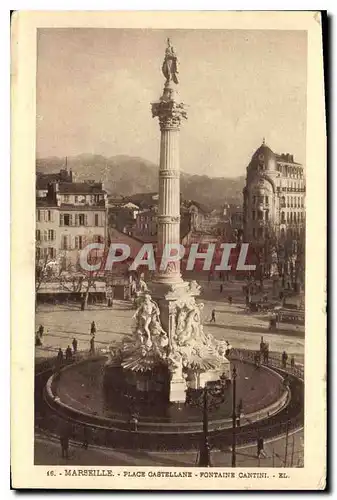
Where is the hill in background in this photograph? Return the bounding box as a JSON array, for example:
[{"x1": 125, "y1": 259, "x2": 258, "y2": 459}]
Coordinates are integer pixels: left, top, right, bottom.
[{"x1": 36, "y1": 154, "x2": 245, "y2": 208}]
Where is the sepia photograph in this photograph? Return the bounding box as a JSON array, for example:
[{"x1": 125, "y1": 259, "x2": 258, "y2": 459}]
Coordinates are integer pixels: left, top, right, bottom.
[{"x1": 11, "y1": 10, "x2": 326, "y2": 490}]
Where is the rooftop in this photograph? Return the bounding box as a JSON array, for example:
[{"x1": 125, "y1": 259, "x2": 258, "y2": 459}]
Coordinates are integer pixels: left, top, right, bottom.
[{"x1": 59, "y1": 182, "x2": 105, "y2": 194}]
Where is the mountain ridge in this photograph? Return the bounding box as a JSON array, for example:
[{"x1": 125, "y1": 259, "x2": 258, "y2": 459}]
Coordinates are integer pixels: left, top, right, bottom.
[{"x1": 36, "y1": 154, "x2": 245, "y2": 208}]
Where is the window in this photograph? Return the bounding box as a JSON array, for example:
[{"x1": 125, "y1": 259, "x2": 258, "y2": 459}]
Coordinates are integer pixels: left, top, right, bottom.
[
  {"x1": 75, "y1": 236, "x2": 84, "y2": 250},
  {"x1": 42, "y1": 230, "x2": 48, "y2": 242},
  {"x1": 287, "y1": 212, "x2": 290, "y2": 222},
  {"x1": 281, "y1": 212, "x2": 285, "y2": 223},
  {"x1": 64, "y1": 195, "x2": 69, "y2": 203},
  {"x1": 252, "y1": 211, "x2": 256, "y2": 221},
  {"x1": 36, "y1": 230, "x2": 41, "y2": 241},
  {"x1": 48, "y1": 229, "x2": 55, "y2": 241},
  {"x1": 61, "y1": 235, "x2": 70, "y2": 250},
  {"x1": 258, "y1": 210, "x2": 263, "y2": 220},
  {"x1": 75, "y1": 196, "x2": 78, "y2": 203},
  {"x1": 79, "y1": 214, "x2": 85, "y2": 226},
  {"x1": 63, "y1": 214, "x2": 71, "y2": 226},
  {"x1": 37, "y1": 210, "x2": 41, "y2": 222},
  {"x1": 258, "y1": 227, "x2": 263, "y2": 238},
  {"x1": 95, "y1": 214, "x2": 99, "y2": 226},
  {"x1": 294, "y1": 213, "x2": 297, "y2": 223},
  {"x1": 290, "y1": 197, "x2": 293, "y2": 208},
  {"x1": 253, "y1": 195, "x2": 256, "y2": 205},
  {"x1": 287, "y1": 197, "x2": 290, "y2": 208},
  {"x1": 265, "y1": 196, "x2": 269, "y2": 205},
  {"x1": 36, "y1": 247, "x2": 41, "y2": 260},
  {"x1": 265, "y1": 210, "x2": 269, "y2": 221},
  {"x1": 47, "y1": 210, "x2": 52, "y2": 222}
]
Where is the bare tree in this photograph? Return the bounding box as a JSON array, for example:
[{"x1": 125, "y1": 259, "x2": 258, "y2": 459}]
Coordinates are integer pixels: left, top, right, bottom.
[{"x1": 35, "y1": 249, "x2": 62, "y2": 308}]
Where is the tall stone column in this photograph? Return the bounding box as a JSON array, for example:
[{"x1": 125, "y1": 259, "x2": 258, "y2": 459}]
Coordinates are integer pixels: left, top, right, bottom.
[{"x1": 152, "y1": 82, "x2": 187, "y2": 284}]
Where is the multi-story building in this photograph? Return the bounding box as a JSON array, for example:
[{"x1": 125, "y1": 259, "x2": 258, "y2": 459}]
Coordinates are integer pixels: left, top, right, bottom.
[
  {"x1": 36, "y1": 176, "x2": 108, "y2": 271},
  {"x1": 243, "y1": 140, "x2": 306, "y2": 242}
]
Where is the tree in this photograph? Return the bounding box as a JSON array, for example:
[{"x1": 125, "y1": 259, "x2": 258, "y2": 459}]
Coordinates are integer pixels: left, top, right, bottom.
[
  {"x1": 35, "y1": 249, "x2": 63, "y2": 308},
  {"x1": 58, "y1": 261, "x2": 101, "y2": 310}
]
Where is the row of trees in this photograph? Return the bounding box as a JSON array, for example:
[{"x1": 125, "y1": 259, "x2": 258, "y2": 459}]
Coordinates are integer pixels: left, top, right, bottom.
[
  {"x1": 35, "y1": 250, "x2": 102, "y2": 310},
  {"x1": 247, "y1": 225, "x2": 305, "y2": 291}
]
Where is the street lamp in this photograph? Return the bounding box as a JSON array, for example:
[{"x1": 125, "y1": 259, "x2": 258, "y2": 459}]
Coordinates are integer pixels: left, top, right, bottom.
[
  {"x1": 186, "y1": 375, "x2": 228, "y2": 467},
  {"x1": 231, "y1": 365, "x2": 237, "y2": 467}
]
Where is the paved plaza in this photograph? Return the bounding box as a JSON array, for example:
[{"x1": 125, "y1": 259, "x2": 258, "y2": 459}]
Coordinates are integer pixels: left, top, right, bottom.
[{"x1": 35, "y1": 279, "x2": 304, "y2": 364}]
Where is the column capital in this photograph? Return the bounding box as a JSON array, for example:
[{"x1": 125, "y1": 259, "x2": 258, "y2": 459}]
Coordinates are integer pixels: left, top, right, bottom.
[{"x1": 152, "y1": 99, "x2": 187, "y2": 131}]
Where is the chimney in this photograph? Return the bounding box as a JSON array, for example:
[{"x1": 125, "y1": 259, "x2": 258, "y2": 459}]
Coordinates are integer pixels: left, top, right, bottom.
[{"x1": 47, "y1": 182, "x2": 59, "y2": 203}]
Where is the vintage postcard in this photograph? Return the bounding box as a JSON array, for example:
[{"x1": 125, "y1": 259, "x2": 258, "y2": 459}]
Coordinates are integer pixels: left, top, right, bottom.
[{"x1": 11, "y1": 10, "x2": 326, "y2": 490}]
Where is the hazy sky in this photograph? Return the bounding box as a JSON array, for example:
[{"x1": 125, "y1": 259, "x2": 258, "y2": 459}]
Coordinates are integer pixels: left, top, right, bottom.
[{"x1": 36, "y1": 28, "x2": 307, "y2": 178}]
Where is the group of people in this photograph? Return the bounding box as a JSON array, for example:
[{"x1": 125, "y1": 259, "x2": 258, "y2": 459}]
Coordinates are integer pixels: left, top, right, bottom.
[
  {"x1": 56, "y1": 338, "x2": 78, "y2": 365},
  {"x1": 254, "y1": 338, "x2": 295, "y2": 370},
  {"x1": 282, "y1": 350, "x2": 295, "y2": 369},
  {"x1": 55, "y1": 320, "x2": 98, "y2": 365}
]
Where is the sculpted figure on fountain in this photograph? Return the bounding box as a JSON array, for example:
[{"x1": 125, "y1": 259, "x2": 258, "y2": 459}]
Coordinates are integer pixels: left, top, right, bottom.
[{"x1": 127, "y1": 292, "x2": 170, "y2": 360}]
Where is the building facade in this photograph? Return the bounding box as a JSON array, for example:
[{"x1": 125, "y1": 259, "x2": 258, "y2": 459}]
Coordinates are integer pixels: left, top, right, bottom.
[
  {"x1": 243, "y1": 141, "x2": 306, "y2": 242},
  {"x1": 36, "y1": 176, "x2": 108, "y2": 271}
]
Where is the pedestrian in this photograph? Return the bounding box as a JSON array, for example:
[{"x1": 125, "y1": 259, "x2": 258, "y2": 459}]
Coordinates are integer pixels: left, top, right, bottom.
[
  {"x1": 72, "y1": 337, "x2": 78, "y2": 354},
  {"x1": 38, "y1": 325, "x2": 44, "y2": 338},
  {"x1": 35, "y1": 334, "x2": 42, "y2": 347},
  {"x1": 282, "y1": 350, "x2": 288, "y2": 369},
  {"x1": 57, "y1": 347, "x2": 63, "y2": 363},
  {"x1": 91, "y1": 321, "x2": 96, "y2": 336},
  {"x1": 60, "y1": 432, "x2": 69, "y2": 459},
  {"x1": 269, "y1": 317, "x2": 276, "y2": 330},
  {"x1": 130, "y1": 414, "x2": 139, "y2": 431},
  {"x1": 90, "y1": 336, "x2": 95, "y2": 355},
  {"x1": 259, "y1": 336, "x2": 265, "y2": 353},
  {"x1": 228, "y1": 295, "x2": 233, "y2": 306},
  {"x1": 257, "y1": 436, "x2": 266, "y2": 458},
  {"x1": 65, "y1": 345, "x2": 72, "y2": 361},
  {"x1": 81, "y1": 426, "x2": 90, "y2": 450},
  {"x1": 220, "y1": 284, "x2": 223, "y2": 293},
  {"x1": 210, "y1": 309, "x2": 216, "y2": 323},
  {"x1": 290, "y1": 355, "x2": 295, "y2": 369},
  {"x1": 263, "y1": 345, "x2": 269, "y2": 365}
]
